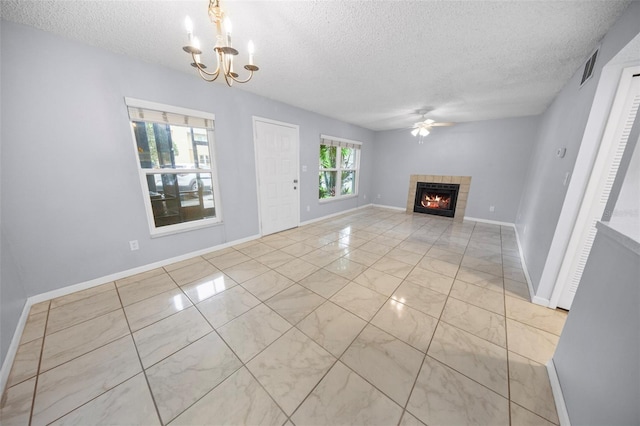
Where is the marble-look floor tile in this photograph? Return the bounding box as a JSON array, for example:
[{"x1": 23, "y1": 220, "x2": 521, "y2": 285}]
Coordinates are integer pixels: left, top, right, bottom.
[
  {"x1": 504, "y1": 265, "x2": 527, "y2": 283},
  {"x1": 391, "y1": 281, "x2": 447, "y2": 318},
  {"x1": 330, "y1": 282, "x2": 388, "y2": 321},
  {"x1": 505, "y1": 296, "x2": 566, "y2": 336},
  {"x1": 223, "y1": 260, "x2": 271, "y2": 283},
  {"x1": 167, "y1": 260, "x2": 219, "y2": 286},
  {"x1": 116, "y1": 273, "x2": 178, "y2": 306},
  {"x1": 280, "y1": 242, "x2": 316, "y2": 257},
  {"x1": 46, "y1": 289, "x2": 122, "y2": 334},
  {"x1": 359, "y1": 241, "x2": 393, "y2": 256},
  {"x1": 342, "y1": 325, "x2": 423, "y2": 406},
  {"x1": 396, "y1": 241, "x2": 432, "y2": 255},
  {"x1": 296, "y1": 301, "x2": 366, "y2": 357},
  {"x1": 146, "y1": 332, "x2": 241, "y2": 424},
  {"x1": 298, "y1": 269, "x2": 349, "y2": 298},
  {"x1": 237, "y1": 242, "x2": 276, "y2": 258},
  {"x1": 133, "y1": 306, "x2": 212, "y2": 368},
  {"x1": 242, "y1": 270, "x2": 294, "y2": 301},
  {"x1": 407, "y1": 356, "x2": 509, "y2": 426},
  {"x1": 206, "y1": 250, "x2": 251, "y2": 270},
  {"x1": 441, "y1": 298, "x2": 506, "y2": 347},
  {"x1": 371, "y1": 300, "x2": 438, "y2": 353},
  {"x1": 508, "y1": 352, "x2": 559, "y2": 424},
  {"x1": 41, "y1": 309, "x2": 130, "y2": 372},
  {"x1": 124, "y1": 288, "x2": 192, "y2": 332},
  {"x1": 370, "y1": 257, "x2": 414, "y2": 279},
  {"x1": 292, "y1": 361, "x2": 403, "y2": 425},
  {"x1": 456, "y1": 267, "x2": 504, "y2": 293},
  {"x1": 20, "y1": 311, "x2": 47, "y2": 345},
  {"x1": 385, "y1": 248, "x2": 424, "y2": 265},
  {"x1": 201, "y1": 246, "x2": 236, "y2": 260},
  {"x1": 354, "y1": 268, "x2": 403, "y2": 296},
  {"x1": 50, "y1": 374, "x2": 159, "y2": 426},
  {"x1": 265, "y1": 284, "x2": 325, "y2": 325},
  {"x1": 510, "y1": 402, "x2": 557, "y2": 426},
  {"x1": 324, "y1": 258, "x2": 369, "y2": 280},
  {"x1": 50, "y1": 283, "x2": 115, "y2": 309},
  {"x1": 262, "y1": 234, "x2": 297, "y2": 250},
  {"x1": 6, "y1": 338, "x2": 42, "y2": 387},
  {"x1": 405, "y1": 266, "x2": 455, "y2": 295},
  {"x1": 399, "y1": 410, "x2": 426, "y2": 425},
  {"x1": 0, "y1": 377, "x2": 36, "y2": 426},
  {"x1": 504, "y1": 278, "x2": 531, "y2": 301},
  {"x1": 32, "y1": 335, "x2": 141, "y2": 426},
  {"x1": 179, "y1": 272, "x2": 238, "y2": 303},
  {"x1": 428, "y1": 322, "x2": 508, "y2": 397},
  {"x1": 342, "y1": 248, "x2": 383, "y2": 267},
  {"x1": 115, "y1": 269, "x2": 165, "y2": 287},
  {"x1": 163, "y1": 256, "x2": 203, "y2": 272},
  {"x1": 170, "y1": 367, "x2": 287, "y2": 426},
  {"x1": 461, "y1": 255, "x2": 503, "y2": 277},
  {"x1": 418, "y1": 257, "x2": 460, "y2": 278},
  {"x1": 247, "y1": 328, "x2": 335, "y2": 415},
  {"x1": 255, "y1": 250, "x2": 295, "y2": 269},
  {"x1": 426, "y1": 247, "x2": 463, "y2": 264},
  {"x1": 506, "y1": 319, "x2": 559, "y2": 364},
  {"x1": 450, "y1": 279, "x2": 505, "y2": 315},
  {"x1": 300, "y1": 249, "x2": 342, "y2": 268},
  {"x1": 196, "y1": 285, "x2": 260, "y2": 328},
  {"x1": 29, "y1": 301, "x2": 50, "y2": 315},
  {"x1": 274, "y1": 258, "x2": 319, "y2": 281},
  {"x1": 218, "y1": 304, "x2": 291, "y2": 362},
  {"x1": 464, "y1": 247, "x2": 503, "y2": 263}
]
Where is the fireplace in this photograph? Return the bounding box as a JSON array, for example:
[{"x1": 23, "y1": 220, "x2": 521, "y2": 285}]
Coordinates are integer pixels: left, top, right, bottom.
[{"x1": 413, "y1": 182, "x2": 460, "y2": 218}]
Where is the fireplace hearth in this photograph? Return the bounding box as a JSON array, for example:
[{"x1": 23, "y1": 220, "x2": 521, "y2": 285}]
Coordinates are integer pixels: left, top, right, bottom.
[{"x1": 413, "y1": 182, "x2": 460, "y2": 218}]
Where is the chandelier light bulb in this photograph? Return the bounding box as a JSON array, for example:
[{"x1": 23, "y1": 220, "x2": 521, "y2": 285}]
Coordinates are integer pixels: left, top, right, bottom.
[{"x1": 182, "y1": 0, "x2": 259, "y2": 86}]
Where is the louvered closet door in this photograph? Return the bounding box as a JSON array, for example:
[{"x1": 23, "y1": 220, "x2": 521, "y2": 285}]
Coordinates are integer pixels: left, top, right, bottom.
[{"x1": 557, "y1": 75, "x2": 640, "y2": 310}]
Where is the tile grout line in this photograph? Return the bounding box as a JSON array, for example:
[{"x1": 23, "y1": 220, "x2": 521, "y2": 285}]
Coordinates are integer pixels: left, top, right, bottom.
[{"x1": 27, "y1": 302, "x2": 51, "y2": 426}]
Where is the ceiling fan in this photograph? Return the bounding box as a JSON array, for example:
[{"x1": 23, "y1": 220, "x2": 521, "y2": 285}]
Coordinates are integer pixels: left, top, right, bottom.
[{"x1": 411, "y1": 112, "x2": 455, "y2": 138}]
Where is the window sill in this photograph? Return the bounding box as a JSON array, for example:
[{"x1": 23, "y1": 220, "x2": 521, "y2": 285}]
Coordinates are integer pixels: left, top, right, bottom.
[
  {"x1": 318, "y1": 194, "x2": 359, "y2": 204},
  {"x1": 150, "y1": 218, "x2": 223, "y2": 238}
]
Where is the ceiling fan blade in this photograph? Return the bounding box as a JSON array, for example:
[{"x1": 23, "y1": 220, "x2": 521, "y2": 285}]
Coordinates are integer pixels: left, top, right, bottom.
[{"x1": 430, "y1": 122, "x2": 455, "y2": 127}]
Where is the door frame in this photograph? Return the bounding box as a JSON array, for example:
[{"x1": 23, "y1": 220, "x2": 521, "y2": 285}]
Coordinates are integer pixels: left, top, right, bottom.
[
  {"x1": 252, "y1": 116, "x2": 300, "y2": 236},
  {"x1": 535, "y1": 61, "x2": 640, "y2": 308}
]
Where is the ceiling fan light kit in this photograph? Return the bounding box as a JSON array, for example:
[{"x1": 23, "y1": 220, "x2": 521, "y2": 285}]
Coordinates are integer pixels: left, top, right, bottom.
[
  {"x1": 411, "y1": 113, "x2": 455, "y2": 142},
  {"x1": 182, "y1": 0, "x2": 258, "y2": 86}
]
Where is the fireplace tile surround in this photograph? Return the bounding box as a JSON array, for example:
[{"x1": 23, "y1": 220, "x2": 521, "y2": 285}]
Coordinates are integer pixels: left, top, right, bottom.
[{"x1": 407, "y1": 175, "x2": 471, "y2": 221}]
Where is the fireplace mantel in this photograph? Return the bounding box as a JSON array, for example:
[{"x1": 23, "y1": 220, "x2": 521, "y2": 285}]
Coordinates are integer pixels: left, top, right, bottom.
[{"x1": 406, "y1": 175, "x2": 471, "y2": 221}]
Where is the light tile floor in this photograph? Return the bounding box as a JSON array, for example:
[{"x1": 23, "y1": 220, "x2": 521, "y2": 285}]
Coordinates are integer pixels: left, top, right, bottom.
[{"x1": 1, "y1": 207, "x2": 568, "y2": 425}]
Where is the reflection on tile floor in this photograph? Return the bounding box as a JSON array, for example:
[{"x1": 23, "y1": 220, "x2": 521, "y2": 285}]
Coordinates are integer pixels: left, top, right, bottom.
[{"x1": 0, "y1": 207, "x2": 568, "y2": 425}]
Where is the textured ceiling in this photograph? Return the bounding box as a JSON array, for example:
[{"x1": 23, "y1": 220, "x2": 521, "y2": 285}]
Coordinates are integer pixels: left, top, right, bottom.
[{"x1": 0, "y1": 0, "x2": 631, "y2": 131}]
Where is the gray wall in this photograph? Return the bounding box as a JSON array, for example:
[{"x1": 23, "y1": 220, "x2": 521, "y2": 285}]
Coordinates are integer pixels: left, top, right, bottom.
[
  {"x1": 0, "y1": 21, "x2": 373, "y2": 365},
  {"x1": 372, "y1": 116, "x2": 538, "y2": 223},
  {"x1": 515, "y1": 1, "x2": 640, "y2": 292},
  {"x1": 553, "y1": 224, "x2": 639, "y2": 426}
]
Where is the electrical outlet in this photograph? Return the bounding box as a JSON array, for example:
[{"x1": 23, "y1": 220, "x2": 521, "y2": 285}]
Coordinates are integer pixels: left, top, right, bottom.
[
  {"x1": 490, "y1": 205, "x2": 495, "y2": 212},
  {"x1": 302, "y1": 165, "x2": 307, "y2": 172},
  {"x1": 129, "y1": 240, "x2": 139, "y2": 251},
  {"x1": 306, "y1": 205, "x2": 310, "y2": 212}
]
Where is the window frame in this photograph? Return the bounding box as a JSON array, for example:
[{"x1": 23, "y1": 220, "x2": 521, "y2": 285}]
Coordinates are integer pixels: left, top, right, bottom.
[
  {"x1": 125, "y1": 97, "x2": 223, "y2": 237},
  {"x1": 318, "y1": 134, "x2": 362, "y2": 202}
]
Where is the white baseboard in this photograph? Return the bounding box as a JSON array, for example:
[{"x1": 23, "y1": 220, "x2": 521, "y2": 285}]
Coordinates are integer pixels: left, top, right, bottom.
[
  {"x1": 514, "y1": 225, "x2": 539, "y2": 305},
  {"x1": 0, "y1": 232, "x2": 260, "y2": 396},
  {"x1": 371, "y1": 203, "x2": 406, "y2": 212},
  {"x1": 546, "y1": 360, "x2": 571, "y2": 426},
  {"x1": 0, "y1": 301, "x2": 32, "y2": 396},
  {"x1": 463, "y1": 216, "x2": 513, "y2": 227},
  {"x1": 299, "y1": 203, "x2": 372, "y2": 226}
]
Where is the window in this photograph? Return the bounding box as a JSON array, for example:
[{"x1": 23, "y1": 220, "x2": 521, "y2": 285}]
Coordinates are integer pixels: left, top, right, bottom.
[
  {"x1": 319, "y1": 135, "x2": 361, "y2": 200},
  {"x1": 126, "y1": 98, "x2": 222, "y2": 236}
]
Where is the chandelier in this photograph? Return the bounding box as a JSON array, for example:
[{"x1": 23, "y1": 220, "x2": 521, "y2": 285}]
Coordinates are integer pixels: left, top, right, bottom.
[{"x1": 183, "y1": 0, "x2": 259, "y2": 86}]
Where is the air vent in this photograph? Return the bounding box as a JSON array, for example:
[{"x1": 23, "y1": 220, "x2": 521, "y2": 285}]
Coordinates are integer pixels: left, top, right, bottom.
[{"x1": 580, "y1": 48, "x2": 599, "y2": 87}]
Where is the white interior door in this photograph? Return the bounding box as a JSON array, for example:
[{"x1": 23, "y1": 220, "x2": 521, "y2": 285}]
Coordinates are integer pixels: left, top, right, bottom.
[
  {"x1": 253, "y1": 118, "x2": 300, "y2": 236},
  {"x1": 555, "y1": 75, "x2": 640, "y2": 309}
]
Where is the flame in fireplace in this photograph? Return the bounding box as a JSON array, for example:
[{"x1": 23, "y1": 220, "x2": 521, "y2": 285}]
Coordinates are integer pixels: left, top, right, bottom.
[{"x1": 421, "y1": 193, "x2": 451, "y2": 209}]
